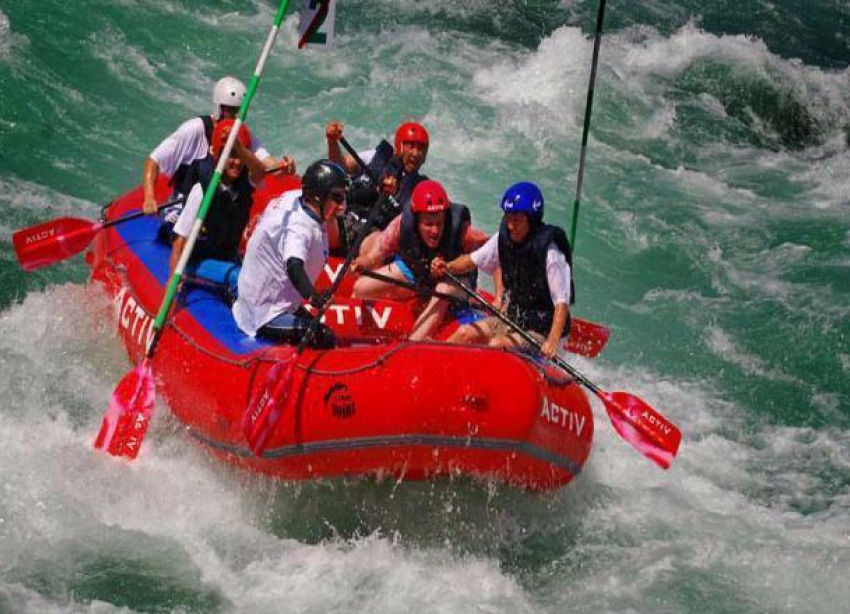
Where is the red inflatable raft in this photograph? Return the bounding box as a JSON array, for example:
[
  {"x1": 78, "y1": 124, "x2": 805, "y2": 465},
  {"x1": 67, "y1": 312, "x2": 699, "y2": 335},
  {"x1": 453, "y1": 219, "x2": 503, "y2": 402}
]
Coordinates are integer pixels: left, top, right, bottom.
[{"x1": 86, "y1": 175, "x2": 594, "y2": 490}]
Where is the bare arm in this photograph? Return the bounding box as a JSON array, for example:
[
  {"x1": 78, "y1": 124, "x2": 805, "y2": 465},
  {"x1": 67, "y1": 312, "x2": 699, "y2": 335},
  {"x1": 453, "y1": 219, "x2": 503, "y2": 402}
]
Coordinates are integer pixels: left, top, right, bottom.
[
  {"x1": 446, "y1": 254, "x2": 476, "y2": 276},
  {"x1": 169, "y1": 235, "x2": 187, "y2": 273},
  {"x1": 326, "y1": 120, "x2": 345, "y2": 164},
  {"x1": 326, "y1": 120, "x2": 361, "y2": 174},
  {"x1": 541, "y1": 303, "x2": 570, "y2": 359},
  {"x1": 354, "y1": 240, "x2": 386, "y2": 271},
  {"x1": 353, "y1": 221, "x2": 398, "y2": 272},
  {"x1": 493, "y1": 267, "x2": 505, "y2": 308},
  {"x1": 143, "y1": 157, "x2": 160, "y2": 214},
  {"x1": 233, "y1": 140, "x2": 268, "y2": 187},
  {"x1": 264, "y1": 155, "x2": 296, "y2": 175}
]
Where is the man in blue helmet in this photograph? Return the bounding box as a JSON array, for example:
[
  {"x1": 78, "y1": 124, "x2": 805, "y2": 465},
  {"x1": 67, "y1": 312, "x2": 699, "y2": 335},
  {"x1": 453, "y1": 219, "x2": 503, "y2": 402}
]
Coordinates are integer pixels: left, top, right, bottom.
[{"x1": 431, "y1": 181, "x2": 573, "y2": 359}]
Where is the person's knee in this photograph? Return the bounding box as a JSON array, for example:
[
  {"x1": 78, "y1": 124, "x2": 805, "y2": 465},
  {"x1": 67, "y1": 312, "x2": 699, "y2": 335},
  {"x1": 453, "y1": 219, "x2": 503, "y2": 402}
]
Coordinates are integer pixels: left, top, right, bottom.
[
  {"x1": 433, "y1": 280, "x2": 460, "y2": 296},
  {"x1": 351, "y1": 276, "x2": 371, "y2": 298},
  {"x1": 487, "y1": 335, "x2": 511, "y2": 349},
  {"x1": 424, "y1": 296, "x2": 450, "y2": 316},
  {"x1": 352, "y1": 276, "x2": 389, "y2": 300},
  {"x1": 449, "y1": 324, "x2": 478, "y2": 344}
]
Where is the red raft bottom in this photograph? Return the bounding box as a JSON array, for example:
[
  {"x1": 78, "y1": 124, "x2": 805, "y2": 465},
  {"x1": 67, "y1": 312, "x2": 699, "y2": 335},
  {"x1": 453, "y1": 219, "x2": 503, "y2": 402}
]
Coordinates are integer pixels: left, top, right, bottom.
[{"x1": 88, "y1": 178, "x2": 594, "y2": 491}]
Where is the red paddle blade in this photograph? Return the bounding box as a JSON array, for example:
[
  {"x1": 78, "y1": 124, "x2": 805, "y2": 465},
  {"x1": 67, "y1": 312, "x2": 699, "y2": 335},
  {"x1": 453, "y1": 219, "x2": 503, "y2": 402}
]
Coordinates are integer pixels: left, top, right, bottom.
[
  {"x1": 600, "y1": 391, "x2": 681, "y2": 469},
  {"x1": 242, "y1": 359, "x2": 295, "y2": 456},
  {"x1": 566, "y1": 317, "x2": 610, "y2": 358},
  {"x1": 13, "y1": 218, "x2": 101, "y2": 271},
  {"x1": 94, "y1": 359, "x2": 155, "y2": 459}
]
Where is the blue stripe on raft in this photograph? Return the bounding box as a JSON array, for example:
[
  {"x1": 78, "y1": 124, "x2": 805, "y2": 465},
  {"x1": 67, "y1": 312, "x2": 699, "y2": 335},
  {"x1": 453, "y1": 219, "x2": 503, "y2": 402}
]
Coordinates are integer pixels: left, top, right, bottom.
[
  {"x1": 187, "y1": 429, "x2": 583, "y2": 477},
  {"x1": 113, "y1": 215, "x2": 272, "y2": 356}
]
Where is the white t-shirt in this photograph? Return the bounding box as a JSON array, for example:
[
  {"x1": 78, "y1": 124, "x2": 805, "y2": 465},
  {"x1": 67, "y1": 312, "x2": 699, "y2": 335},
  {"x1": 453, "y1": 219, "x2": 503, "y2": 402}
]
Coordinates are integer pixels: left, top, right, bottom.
[
  {"x1": 172, "y1": 183, "x2": 204, "y2": 238},
  {"x1": 232, "y1": 189, "x2": 329, "y2": 337},
  {"x1": 150, "y1": 116, "x2": 270, "y2": 177},
  {"x1": 471, "y1": 233, "x2": 571, "y2": 305}
]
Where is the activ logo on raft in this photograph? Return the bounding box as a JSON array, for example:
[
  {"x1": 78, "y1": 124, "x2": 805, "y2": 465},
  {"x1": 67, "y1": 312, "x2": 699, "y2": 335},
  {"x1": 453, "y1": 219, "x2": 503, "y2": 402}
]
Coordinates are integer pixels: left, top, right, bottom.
[
  {"x1": 26, "y1": 227, "x2": 56, "y2": 244},
  {"x1": 540, "y1": 396, "x2": 586, "y2": 436},
  {"x1": 114, "y1": 288, "x2": 155, "y2": 352}
]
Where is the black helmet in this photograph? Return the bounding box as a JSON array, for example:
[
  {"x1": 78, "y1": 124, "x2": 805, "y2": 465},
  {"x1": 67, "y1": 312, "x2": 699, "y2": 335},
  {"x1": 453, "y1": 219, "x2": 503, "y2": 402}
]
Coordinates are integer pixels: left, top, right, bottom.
[{"x1": 302, "y1": 159, "x2": 348, "y2": 200}]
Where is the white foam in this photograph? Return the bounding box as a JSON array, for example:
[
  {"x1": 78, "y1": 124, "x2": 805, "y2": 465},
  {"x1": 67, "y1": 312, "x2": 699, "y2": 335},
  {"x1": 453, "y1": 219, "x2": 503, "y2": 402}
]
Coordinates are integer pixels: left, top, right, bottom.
[
  {"x1": 0, "y1": 175, "x2": 95, "y2": 218},
  {"x1": 562, "y1": 356, "x2": 850, "y2": 610},
  {"x1": 221, "y1": 535, "x2": 534, "y2": 613},
  {"x1": 0, "y1": 284, "x2": 536, "y2": 612},
  {"x1": 791, "y1": 135, "x2": 850, "y2": 213},
  {"x1": 473, "y1": 26, "x2": 591, "y2": 135},
  {"x1": 87, "y1": 27, "x2": 196, "y2": 108},
  {"x1": 704, "y1": 326, "x2": 798, "y2": 383},
  {"x1": 0, "y1": 9, "x2": 28, "y2": 60},
  {"x1": 2, "y1": 279, "x2": 849, "y2": 611}
]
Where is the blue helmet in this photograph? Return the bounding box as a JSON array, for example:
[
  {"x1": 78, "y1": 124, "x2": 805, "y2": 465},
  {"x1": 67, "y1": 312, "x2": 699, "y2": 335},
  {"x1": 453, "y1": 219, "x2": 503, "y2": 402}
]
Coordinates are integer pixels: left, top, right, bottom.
[{"x1": 500, "y1": 182, "x2": 544, "y2": 218}]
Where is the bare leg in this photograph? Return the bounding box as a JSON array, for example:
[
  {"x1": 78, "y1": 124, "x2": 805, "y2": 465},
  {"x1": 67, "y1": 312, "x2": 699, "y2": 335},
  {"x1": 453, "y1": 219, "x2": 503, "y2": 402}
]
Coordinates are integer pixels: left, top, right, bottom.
[
  {"x1": 352, "y1": 262, "x2": 414, "y2": 300},
  {"x1": 408, "y1": 281, "x2": 466, "y2": 341},
  {"x1": 487, "y1": 332, "x2": 525, "y2": 351},
  {"x1": 488, "y1": 330, "x2": 543, "y2": 351},
  {"x1": 408, "y1": 296, "x2": 448, "y2": 341},
  {"x1": 447, "y1": 317, "x2": 498, "y2": 345}
]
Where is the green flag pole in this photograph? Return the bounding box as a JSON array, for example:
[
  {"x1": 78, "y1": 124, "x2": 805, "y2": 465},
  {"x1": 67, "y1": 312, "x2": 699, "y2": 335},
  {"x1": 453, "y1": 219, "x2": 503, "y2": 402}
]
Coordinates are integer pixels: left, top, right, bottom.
[
  {"x1": 95, "y1": 0, "x2": 294, "y2": 459},
  {"x1": 569, "y1": 0, "x2": 608, "y2": 249},
  {"x1": 148, "y1": 0, "x2": 292, "y2": 355}
]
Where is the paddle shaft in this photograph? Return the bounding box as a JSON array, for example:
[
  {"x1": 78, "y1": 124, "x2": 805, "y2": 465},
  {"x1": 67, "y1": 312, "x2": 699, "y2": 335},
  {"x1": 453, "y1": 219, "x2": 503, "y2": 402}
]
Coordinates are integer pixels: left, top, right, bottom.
[
  {"x1": 296, "y1": 191, "x2": 396, "y2": 352},
  {"x1": 569, "y1": 0, "x2": 608, "y2": 249},
  {"x1": 444, "y1": 271, "x2": 600, "y2": 395},
  {"x1": 289, "y1": 134, "x2": 404, "y2": 350},
  {"x1": 338, "y1": 136, "x2": 372, "y2": 180},
  {"x1": 360, "y1": 269, "x2": 463, "y2": 303},
  {"x1": 337, "y1": 134, "x2": 404, "y2": 234},
  {"x1": 147, "y1": 0, "x2": 292, "y2": 358},
  {"x1": 102, "y1": 196, "x2": 183, "y2": 229}
]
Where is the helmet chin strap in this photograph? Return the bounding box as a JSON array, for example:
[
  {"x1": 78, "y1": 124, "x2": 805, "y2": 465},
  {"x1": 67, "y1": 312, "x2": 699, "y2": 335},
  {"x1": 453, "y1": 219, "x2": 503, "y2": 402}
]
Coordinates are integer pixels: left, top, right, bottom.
[{"x1": 309, "y1": 193, "x2": 326, "y2": 220}]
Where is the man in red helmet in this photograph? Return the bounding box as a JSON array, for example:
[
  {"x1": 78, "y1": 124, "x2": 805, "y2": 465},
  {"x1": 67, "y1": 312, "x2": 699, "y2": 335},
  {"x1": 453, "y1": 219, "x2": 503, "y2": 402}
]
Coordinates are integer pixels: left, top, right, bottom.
[
  {"x1": 324, "y1": 120, "x2": 430, "y2": 255},
  {"x1": 351, "y1": 179, "x2": 492, "y2": 341},
  {"x1": 168, "y1": 119, "x2": 260, "y2": 272}
]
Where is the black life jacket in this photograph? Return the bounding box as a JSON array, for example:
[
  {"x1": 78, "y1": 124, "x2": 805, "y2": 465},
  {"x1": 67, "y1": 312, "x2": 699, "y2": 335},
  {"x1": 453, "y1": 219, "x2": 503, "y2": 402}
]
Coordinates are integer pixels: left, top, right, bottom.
[
  {"x1": 498, "y1": 221, "x2": 574, "y2": 336},
  {"x1": 169, "y1": 115, "x2": 215, "y2": 198},
  {"x1": 398, "y1": 202, "x2": 471, "y2": 284},
  {"x1": 348, "y1": 139, "x2": 428, "y2": 231},
  {"x1": 194, "y1": 169, "x2": 254, "y2": 263}
]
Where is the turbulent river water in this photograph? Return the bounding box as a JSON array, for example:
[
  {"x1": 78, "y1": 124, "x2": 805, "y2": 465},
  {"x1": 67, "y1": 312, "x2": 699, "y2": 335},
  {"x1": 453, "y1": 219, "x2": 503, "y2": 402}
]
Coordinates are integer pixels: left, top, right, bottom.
[{"x1": 1, "y1": 1, "x2": 848, "y2": 612}]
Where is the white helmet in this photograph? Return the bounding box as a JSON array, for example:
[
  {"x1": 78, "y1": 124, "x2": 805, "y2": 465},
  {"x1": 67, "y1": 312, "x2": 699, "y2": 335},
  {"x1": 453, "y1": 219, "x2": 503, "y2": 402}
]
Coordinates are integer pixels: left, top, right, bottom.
[{"x1": 213, "y1": 76, "x2": 246, "y2": 107}]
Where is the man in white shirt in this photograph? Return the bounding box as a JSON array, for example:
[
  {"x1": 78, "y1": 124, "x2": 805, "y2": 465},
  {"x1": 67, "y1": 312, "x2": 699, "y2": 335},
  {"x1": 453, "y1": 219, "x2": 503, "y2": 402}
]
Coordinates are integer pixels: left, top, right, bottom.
[
  {"x1": 233, "y1": 160, "x2": 348, "y2": 347},
  {"x1": 431, "y1": 181, "x2": 574, "y2": 359},
  {"x1": 142, "y1": 76, "x2": 294, "y2": 217}
]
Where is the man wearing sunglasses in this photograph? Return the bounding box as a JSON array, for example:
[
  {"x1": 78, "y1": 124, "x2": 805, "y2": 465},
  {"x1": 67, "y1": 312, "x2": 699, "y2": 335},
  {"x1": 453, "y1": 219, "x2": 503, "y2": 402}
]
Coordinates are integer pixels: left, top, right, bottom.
[{"x1": 232, "y1": 160, "x2": 347, "y2": 347}]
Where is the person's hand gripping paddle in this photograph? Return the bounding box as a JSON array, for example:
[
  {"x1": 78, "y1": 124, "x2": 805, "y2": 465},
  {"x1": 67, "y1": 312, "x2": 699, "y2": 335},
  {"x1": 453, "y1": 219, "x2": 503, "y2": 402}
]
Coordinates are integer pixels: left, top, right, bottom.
[{"x1": 445, "y1": 271, "x2": 681, "y2": 469}]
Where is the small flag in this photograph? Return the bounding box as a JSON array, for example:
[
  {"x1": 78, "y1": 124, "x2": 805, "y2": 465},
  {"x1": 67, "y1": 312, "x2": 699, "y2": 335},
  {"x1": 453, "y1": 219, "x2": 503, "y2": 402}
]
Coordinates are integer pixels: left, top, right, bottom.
[{"x1": 298, "y1": 0, "x2": 336, "y2": 49}]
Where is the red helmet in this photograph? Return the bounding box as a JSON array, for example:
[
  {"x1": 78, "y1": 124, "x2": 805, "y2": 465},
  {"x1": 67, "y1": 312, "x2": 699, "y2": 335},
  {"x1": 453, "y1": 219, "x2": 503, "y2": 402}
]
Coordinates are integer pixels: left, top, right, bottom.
[
  {"x1": 212, "y1": 119, "x2": 251, "y2": 161},
  {"x1": 411, "y1": 180, "x2": 450, "y2": 213},
  {"x1": 394, "y1": 121, "x2": 429, "y2": 154}
]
